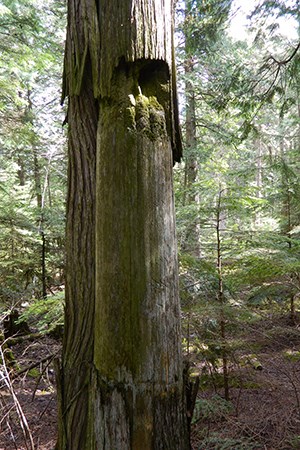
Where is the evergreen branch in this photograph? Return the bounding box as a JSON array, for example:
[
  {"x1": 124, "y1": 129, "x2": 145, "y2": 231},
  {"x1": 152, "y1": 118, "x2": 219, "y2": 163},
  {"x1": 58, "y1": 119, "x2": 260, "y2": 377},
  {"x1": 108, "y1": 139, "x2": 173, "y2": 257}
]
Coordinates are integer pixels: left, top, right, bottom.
[{"x1": 267, "y1": 41, "x2": 300, "y2": 66}]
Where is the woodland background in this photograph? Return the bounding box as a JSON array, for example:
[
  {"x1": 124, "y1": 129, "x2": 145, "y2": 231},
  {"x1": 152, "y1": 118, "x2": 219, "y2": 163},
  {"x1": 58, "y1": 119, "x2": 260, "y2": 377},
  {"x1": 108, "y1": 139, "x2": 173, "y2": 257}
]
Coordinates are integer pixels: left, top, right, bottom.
[{"x1": 1, "y1": 0, "x2": 300, "y2": 449}]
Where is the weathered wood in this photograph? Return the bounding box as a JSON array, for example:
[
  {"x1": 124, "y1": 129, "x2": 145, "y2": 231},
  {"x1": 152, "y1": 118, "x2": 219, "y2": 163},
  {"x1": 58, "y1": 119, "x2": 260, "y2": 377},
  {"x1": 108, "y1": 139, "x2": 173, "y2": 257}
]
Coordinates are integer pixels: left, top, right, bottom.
[
  {"x1": 4, "y1": 332, "x2": 43, "y2": 346},
  {"x1": 62, "y1": 0, "x2": 181, "y2": 163},
  {"x1": 94, "y1": 62, "x2": 187, "y2": 448},
  {"x1": 59, "y1": 1, "x2": 188, "y2": 448}
]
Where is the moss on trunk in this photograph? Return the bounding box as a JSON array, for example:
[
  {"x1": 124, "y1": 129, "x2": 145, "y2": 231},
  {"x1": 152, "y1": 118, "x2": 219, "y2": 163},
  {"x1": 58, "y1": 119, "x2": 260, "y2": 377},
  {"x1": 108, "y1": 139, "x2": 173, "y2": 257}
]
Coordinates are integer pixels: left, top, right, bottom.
[{"x1": 59, "y1": 1, "x2": 188, "y2": 448}]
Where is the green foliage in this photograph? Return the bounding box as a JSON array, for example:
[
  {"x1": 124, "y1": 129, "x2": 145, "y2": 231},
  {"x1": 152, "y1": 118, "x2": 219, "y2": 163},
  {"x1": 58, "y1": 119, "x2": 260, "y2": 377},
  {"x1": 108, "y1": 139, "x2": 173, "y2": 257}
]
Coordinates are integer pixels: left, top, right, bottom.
[
  {"x1": 179, "y1": 253, "x2": 220, "y2": 306},
  {"x1": 19, "y1": 291, "x2": 64, "y2": 334},
  {"x1": 177, "y1": 3, "x2": 300, "y2": 345},
  {"x1": 192, "y1": 395, "x2": 233, "y2": 424},
  {"x1": 265, "y1": 326, "x2": 300, "y2": 346},
  {"x1": 28, "y1": 368, "x2": 40, "y2": 378},
  {"x1": 0, "y1": 0, "x2": 66, "y2": 304},
  {"x1": 177, "y1": 0, "x2": 233, "y2": 56},
  {"x1": 250, "y1": 0, "x2": 300, "y2": 23},
  {"x1": 177, "y1": 6, "x2": 300, "y2": 427},
  {"x1": 198, "y1": 434, "x2": 257, "y2": 450},
  {"x1": 0, "y1": 159, "x2": 39, "y2": 301},
  {"x1": 289, "y1": 435, "x2": 300, "y2": 449},
  {"x1": 283, "y1": 349, "x2": 300, "y2": 362}
]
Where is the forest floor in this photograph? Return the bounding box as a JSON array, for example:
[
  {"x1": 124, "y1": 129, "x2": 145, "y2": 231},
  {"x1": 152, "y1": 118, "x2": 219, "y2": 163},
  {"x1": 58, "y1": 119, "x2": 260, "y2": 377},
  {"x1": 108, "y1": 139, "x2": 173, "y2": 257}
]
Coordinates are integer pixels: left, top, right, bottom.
[
  {"x1": 0, "y1": 336, "x2": 59, "y2": 450},
  {"x1": 190, "y1": 314, "x2": 300, "y2": 450},
  {"x1": 0, "y1": 314, "x2": 300, "y2": 449}
]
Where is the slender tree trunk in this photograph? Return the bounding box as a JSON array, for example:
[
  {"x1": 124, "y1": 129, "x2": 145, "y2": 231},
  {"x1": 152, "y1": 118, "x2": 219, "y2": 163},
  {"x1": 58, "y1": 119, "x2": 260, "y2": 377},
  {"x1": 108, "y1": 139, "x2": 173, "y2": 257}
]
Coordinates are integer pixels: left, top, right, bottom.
[
  {"x1": 254, "y1": 136, "x2": 263, "y2": 227},
  {"x1": 58, "y1": 1, "x2": 188, "y2": 448},
  {"x1": 33, "y1": 146, "x2": 48, "y2": 298},
  {"x1": 279, "y1": 112, "x2": 293, "y2": 249},
  {"x1": 47, "y1": 173, "x2": 52, "y2": 207},
  {"x1": 183, "y1": 54, "x2": 200, "y2": 257},
  {"x1": 26, "y1": 89, "x2": 48, "y2": 298},
  {"x1": 17, "y1": 155, "x2": 25, "y2": 186},
  {"x1": 255, "y1": 137, "x2": 262, "y2": 199},
  {"x1": 290, "y1": 295, "x2": 296, "y2": 324},
  {"x1": 33, "y1": 147, "x2": 42, "y2": 209},
  {"x1": 216, "y1": 188, "x2": 229, "y2": 401},
  {"x1": 297, "y1": 87, "x2": 300, "y2": 151}
]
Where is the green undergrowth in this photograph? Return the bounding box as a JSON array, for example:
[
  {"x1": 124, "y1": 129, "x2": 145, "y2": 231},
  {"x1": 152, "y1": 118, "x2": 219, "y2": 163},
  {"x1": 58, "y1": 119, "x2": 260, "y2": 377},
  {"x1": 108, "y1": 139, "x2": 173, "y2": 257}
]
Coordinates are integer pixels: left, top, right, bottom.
[
  {"x1": 192, "y1": 395, "x2": 233, "y2": 424},
  {"x1": 193, "y1": 396, "x2": 259, "y2": 449},
  {"x1": 198, "y1": 371, "x2": 261, "y2": 391},
  {"x1": 289, "y1": 435, "x2": 300, "y2": 449},
  {"x1": 28, "y1": 367, "x2": 40, "y2": 378},
  {"x1": 197, "y1": 434, "x2": 257, "y2": 450},
  {"x1": 283, "y1": 349, "x2": 300, "y2": 362},
  {"x1": 264, "y1": 326, "x2": 300, "y2": 346},
  {"x1": 20, "y1": 291, "x2": 64, "y2": 335}
]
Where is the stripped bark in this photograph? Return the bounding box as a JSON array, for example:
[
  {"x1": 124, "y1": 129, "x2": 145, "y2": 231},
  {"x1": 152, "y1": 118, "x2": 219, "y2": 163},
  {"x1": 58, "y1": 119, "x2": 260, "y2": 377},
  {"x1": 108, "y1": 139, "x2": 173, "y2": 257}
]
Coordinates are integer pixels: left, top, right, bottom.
[{"x1": 58, "y1": 1, "x2": 188, "y2": 449}]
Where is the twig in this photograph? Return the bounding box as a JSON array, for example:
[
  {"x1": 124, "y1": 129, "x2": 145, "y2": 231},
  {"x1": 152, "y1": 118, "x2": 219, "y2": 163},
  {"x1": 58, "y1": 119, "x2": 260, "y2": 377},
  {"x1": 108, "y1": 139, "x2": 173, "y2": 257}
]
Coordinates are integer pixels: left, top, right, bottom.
[
  {"x1": 32, "y1": 353, "x2": 57, "y2": 402},
  {"x1": 38, "y1": 396, "x2": 53, "y2": 420},
  {"x1": 5, "y1": 332, "x2": 44, "y2": 347},
  {"x1": 268, "y1": 41, "x2": 300, "y2": 66},
  {"x1": 0, "y1": 403, "x2": 15, "y2": 426},
  {"x1": 6, "y1": 415, "x2": 18, "y2": 450},
  {"x1": 0, "y1": 345, "x2": 35, "y2": 450},
  {"x1": 13, "y1": 352, "x2": 58, "y2": 379}
]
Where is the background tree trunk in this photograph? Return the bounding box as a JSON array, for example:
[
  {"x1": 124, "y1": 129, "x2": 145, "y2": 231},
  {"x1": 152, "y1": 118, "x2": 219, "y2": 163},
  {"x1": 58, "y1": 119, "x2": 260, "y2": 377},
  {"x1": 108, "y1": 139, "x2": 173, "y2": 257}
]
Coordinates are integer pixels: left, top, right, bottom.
[
  {"x1": 216, "y1": 188, "x2": 229, "y2": 401},
  {"x1": 183, "y1": 56, "x2": 201, "y2": 257}
]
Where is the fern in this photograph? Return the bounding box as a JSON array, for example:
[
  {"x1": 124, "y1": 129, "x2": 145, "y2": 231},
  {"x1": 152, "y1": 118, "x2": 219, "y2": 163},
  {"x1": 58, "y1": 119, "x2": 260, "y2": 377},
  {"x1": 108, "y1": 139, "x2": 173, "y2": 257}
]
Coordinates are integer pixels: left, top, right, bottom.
[
  {"x1": 19, "y1": 291, "x2": 64, "y2": 334},
  {"x1": 192, "y1": 395, "x2": 233, "y2": 424},
  {"x1": 198, "y1": 434, "x2": 257, "y2": 450}
]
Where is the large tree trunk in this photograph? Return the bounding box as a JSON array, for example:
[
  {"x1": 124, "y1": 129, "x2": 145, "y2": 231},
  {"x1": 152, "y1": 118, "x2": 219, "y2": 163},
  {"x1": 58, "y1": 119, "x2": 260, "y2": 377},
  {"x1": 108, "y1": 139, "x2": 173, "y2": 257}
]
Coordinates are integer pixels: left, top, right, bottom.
[
  {"x1": 94, "y1": 62, "x2": 187, "y2": 449},
  {"x1": 58, "y1": 1, "x2": 188, "y2": 449},
  {"x1": 58, "y1": 58, "x2": 98, "y2": 449}
]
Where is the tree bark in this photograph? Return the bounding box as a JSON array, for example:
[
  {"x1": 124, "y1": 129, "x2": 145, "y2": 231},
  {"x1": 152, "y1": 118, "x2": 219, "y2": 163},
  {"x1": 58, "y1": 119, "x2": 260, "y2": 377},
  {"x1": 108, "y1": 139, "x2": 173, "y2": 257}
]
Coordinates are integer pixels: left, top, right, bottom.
[
  {"x1": 58, "y1": 0, "x2": 188, "y2": 448},
  {"x1": 27, "y1": 89, "x2": 47, "y2": 298},
  {"x1": 94, "y1": 62, "x2": 187, "y2": 449},
  {"x1": 216, "y1": 188, "x2": 229, "y2": 401},
  {"x1": 59, "y1": 59, "x2": 98, "y2": 449},
  {"x1": 183, "y1": 56, "x2": 201, "y2": 257}
]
